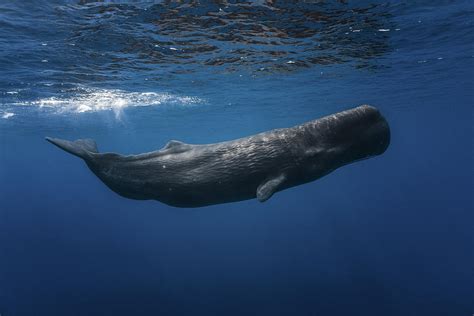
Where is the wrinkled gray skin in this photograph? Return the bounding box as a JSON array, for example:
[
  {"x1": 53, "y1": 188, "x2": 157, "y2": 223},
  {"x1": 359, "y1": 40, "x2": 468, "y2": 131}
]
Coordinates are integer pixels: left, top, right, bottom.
[{"x1": 46, "y1": 105, "x2": 390, "y2": 208}]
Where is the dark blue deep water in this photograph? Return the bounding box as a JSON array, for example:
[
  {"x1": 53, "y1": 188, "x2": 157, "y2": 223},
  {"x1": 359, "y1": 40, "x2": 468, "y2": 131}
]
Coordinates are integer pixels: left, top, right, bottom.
[{"x1": 1, "y1": 1, "x2": 473, "y2": 315}]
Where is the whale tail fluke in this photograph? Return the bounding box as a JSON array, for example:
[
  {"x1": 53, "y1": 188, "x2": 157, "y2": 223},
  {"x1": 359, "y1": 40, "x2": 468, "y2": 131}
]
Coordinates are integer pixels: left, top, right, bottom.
[{"x1": 45, "y1": 137, "x2": 98, "y2": 159}]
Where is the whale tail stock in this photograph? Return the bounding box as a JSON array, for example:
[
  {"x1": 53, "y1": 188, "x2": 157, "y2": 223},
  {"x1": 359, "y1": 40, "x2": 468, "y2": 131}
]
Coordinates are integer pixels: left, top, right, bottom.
[{"x1": 45, "y1": 137, "x2": 98, "y2": 159}]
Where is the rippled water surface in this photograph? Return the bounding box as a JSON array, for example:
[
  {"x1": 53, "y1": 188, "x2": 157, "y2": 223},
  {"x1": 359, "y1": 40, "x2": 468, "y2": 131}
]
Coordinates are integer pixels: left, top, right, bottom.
[{"x1": 0, "y1": 1, "x2": 473, "y2": 315}]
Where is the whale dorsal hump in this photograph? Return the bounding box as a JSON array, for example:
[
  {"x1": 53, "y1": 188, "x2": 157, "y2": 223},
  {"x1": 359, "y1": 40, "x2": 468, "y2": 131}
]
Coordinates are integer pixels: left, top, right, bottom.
[
  {"x1": 257, "y1": 174, "x2": 286, "y2": 202},
  {"x1": 162, "y1": 140, "x2": 190, "y2": 151}
]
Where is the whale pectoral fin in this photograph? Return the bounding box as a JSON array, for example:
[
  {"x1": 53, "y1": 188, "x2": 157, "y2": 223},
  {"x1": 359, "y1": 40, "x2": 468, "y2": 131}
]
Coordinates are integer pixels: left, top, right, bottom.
[{"x1": 257, "y1": 174, "x2": 286, "y2": 202}]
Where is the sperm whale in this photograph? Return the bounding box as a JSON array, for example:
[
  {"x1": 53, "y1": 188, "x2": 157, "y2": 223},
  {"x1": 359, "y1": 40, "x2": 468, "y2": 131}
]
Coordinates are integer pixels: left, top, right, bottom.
[{"x1": 46, "y1": 105, "x2": 390, "y2": 207}]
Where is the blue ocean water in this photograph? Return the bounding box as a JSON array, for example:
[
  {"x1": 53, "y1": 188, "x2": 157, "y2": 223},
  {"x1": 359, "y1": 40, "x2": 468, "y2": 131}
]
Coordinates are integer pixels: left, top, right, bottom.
[{"x1": 0, "y1": 0, "x2": 473, "y2": 315}]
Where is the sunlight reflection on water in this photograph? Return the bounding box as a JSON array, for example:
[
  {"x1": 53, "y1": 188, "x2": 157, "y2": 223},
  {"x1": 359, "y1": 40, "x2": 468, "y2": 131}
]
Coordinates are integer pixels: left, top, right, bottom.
[{"x1": 8, "y1": 87, "x2": 204, "y2": 119}]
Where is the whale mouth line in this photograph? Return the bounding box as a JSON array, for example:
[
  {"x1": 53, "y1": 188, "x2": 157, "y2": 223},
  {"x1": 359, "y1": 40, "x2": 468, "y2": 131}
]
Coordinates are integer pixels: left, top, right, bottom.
[{"x1": 7, "y1": 87, "x2": 204, "y2": 118}]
